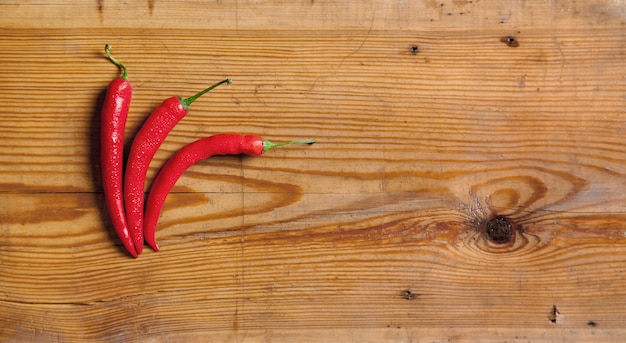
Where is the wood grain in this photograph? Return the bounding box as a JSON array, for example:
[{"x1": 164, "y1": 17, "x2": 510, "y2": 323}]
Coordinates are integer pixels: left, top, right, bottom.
[{"x1": 1, "y1": 0, "x2": 626, "y2": 342}]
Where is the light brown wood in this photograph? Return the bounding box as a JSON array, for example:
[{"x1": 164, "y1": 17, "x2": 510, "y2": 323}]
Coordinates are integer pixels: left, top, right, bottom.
[{"x1": 1, "y1": 1, "x2": 626, "y2": 342}]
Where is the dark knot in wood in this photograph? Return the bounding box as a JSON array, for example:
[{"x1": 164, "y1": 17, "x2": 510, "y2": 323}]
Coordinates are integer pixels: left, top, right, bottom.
[{"x1": 485, "y1": 216, "x2": 513, "y2": 243}]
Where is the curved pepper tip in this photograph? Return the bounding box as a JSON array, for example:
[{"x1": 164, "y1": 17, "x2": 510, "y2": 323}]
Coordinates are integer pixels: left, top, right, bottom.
[
  {"x1": 147, "y1": 240, "x2": 160, "y2": 252},
  {"x1": 126, "y1": 247, "x2": 139, "y2": 258}
]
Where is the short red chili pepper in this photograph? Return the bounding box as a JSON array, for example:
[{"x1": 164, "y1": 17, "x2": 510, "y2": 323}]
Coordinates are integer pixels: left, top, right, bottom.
[
  {"x1": 143, "y1": 133, "x2": 315, "y2": 251},
  {"x1": 124, "y1": 79, "x2": 232, "y2": 254},
  {"x1": 100, "y1": 44, "x2": 137, "y2": 258}
]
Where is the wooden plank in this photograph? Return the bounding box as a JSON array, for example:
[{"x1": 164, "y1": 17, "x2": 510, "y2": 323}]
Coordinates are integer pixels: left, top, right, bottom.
[
  {"x1": 1, "y1": 0, "x2": 625, "y2": 30},
  {"x1": 1, "y1": 0, "x2": 625, "y2": 341}
]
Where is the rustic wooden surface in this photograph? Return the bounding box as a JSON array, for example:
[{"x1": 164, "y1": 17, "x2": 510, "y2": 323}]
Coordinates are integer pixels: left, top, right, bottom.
[{"x1": 1, "y1": 1, "x2": 626, "y2": 342}]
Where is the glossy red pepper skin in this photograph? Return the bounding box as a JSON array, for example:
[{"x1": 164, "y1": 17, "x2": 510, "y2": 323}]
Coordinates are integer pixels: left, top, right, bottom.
[
  {"x1": 124, "y1": 97, "x2": 186, "y2": 255},
  {"x1": 101, "y1": 77, "x2": 137, "y2": 258},
  {"x1": 143, "y1": 134, "x2": 315, "y2": 251},
  {"x1": 124, "y1": 78, "x2": 230, "y2": 254}
]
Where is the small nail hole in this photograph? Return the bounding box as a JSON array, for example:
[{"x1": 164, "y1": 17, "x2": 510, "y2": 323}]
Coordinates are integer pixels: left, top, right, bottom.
[
  {"x1": 501, "y1": 36, "x2": 519, "y2": 47},
  {"x1": 549, "y1": 305, "x2": 560, "y2": 323},
  {"x1": 402, "y1": 289, "x2": 419, "y2": 300}
]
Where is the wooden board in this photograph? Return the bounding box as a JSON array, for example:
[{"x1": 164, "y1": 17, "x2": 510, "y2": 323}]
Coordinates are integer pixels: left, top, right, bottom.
[{"x1": 1, "y1": 1, "x2": 625, "y2": 342}]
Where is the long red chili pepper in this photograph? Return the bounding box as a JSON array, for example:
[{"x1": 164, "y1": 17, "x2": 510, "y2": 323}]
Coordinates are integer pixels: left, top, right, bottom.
[
  {"x1": 143, "y1": 133, "x2": 315, "y2": 251},
  {"x1": 124, "y1": 79, "x2": 232, "y2": 254},
  {"x1": 100, "y1": 45, "x2": 137, "y2": 258}
]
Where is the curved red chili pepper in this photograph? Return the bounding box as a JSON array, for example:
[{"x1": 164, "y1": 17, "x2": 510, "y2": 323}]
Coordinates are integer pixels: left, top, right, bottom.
[
  {"x1": 100, "y1": 45, "x2": 137, "y2": 258},
  {"x1": 124, "y1": 79, "x2": 232, "y2": 254},
  {"x1": 143, "y1": 133, "x2": 315, "y2": 251}
]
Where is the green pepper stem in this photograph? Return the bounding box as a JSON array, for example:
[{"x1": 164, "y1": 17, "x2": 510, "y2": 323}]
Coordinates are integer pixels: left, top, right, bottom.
[
  {"x1": 182, "y1": 78, "x2": 232, "y2": 109},
  {"x1": 263, "y1": 139, "x2": 316, "y2": 153},
  {"x1": 104, "y1": 44, "x2": 128, "y2": 80}
]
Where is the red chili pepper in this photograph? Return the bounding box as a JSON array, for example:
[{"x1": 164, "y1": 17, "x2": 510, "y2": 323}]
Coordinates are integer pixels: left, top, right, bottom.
[
  {"x1": 143, "y1": 133, "x2": 315, "y2": 251},
  {"x1": 124, "y1": 79, "x2": 232, "y2": 254},
  {"x1": 100, "y1": 45, "x2": 137, "y2": 258}
]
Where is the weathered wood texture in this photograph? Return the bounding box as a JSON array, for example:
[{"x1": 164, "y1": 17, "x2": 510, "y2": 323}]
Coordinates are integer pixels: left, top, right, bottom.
[{"x1": 1, "y1": 1, "x2": 625, "y2": 342}]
